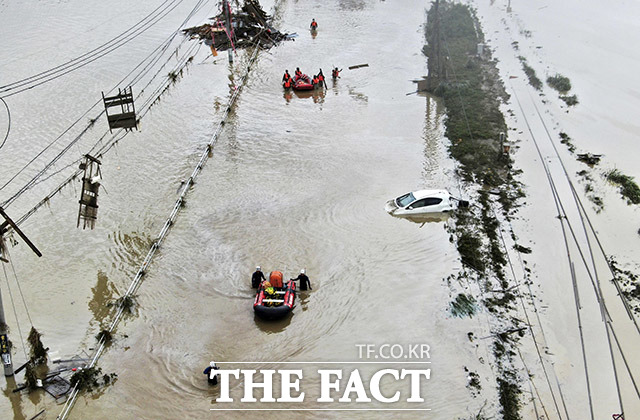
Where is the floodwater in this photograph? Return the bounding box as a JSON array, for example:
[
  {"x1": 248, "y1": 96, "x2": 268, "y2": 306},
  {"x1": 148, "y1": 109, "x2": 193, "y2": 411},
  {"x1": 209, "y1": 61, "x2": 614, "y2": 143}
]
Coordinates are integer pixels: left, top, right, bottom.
[
  {"x1": 470, "y1": 0, "x2": 640, "y2": 419},
  {"x1": 0, "y1": 0, "x2": 487, "y2": 419},
  {"x1": 1, "y1": 0, "x2": 639, "y2": 419}
]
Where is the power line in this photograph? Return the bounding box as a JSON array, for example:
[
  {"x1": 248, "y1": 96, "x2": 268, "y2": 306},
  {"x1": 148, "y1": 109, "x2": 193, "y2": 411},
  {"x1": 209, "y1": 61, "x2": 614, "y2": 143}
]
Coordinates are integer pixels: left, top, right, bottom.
[
  {"x1": 0, "y1": 0, "x2": 208, "y2": 206},
  {"x1": 57, "y1": 42, "x2": 263, "y2": 420},
  {"x1": 0, "y1": 97, "x2": 9, "y2": 150},
  {"x1": 1, "y1": 263, "x2": 28, "y2": 362},
  {"x1": 0, "y1": 0, "x2": 183, "y2": 96}
]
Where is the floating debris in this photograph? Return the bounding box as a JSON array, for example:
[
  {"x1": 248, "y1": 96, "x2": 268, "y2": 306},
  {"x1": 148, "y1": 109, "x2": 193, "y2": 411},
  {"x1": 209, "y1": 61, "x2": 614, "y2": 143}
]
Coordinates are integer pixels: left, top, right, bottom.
[
  {"x1": 182, "y1": 0, "x2": 292, "y2": 51},
  {"x1": 576, "y1": 153, "x2": 601, "y2": 165}
]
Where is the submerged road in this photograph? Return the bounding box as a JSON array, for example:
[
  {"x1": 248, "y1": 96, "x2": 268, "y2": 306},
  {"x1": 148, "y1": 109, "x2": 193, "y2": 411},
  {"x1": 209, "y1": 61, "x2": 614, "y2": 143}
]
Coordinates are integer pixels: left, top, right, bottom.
[{"x1": 0, "y1": 0, "x2": 487, "y2": 419}]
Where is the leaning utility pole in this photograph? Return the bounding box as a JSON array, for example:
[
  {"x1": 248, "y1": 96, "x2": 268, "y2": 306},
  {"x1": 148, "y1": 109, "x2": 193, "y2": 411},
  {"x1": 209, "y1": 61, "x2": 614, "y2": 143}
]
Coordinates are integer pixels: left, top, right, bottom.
[
  {"x1": 0, "y1": 207, "x2": 42, "y2": 376},
  {"x1": 223, "y1": 0, "x2": 234, "y2": 63}
]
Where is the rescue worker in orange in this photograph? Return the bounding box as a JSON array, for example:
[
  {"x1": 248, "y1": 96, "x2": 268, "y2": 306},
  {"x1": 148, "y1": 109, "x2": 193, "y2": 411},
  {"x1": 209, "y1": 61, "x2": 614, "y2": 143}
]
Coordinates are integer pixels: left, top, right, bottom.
[
  {"x1": 282, "y1": 70, "x2": 291, "y2": 82},
  {"x1": 318, "y1": 69, "x2": 327, "y2": 88},
  {"x1": 295, "y1": 67, "x2": 302, "y2": 78},
  {"x1": 312, "y1": 74, "x2": 319, "y2": 88},
  {"x1": 310, "y1": 19, "x2": 318, "y2": 30},
  {"x1": 283, "y1": 78, "x2": 292, "y2": 89},
  {"x1": 332, "y1": 67, "x2": 342, "y2": 79}
]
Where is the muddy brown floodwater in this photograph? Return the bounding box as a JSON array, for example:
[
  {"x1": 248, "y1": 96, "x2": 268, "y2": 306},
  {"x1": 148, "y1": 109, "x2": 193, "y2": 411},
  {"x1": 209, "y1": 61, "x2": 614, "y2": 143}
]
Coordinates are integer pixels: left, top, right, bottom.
[
  {"x1": 0, "y1": 0, "x2": 492, "y2": 419},
  {"x1": 2, "y1": 0, "x2": 638, "y2": 418}
]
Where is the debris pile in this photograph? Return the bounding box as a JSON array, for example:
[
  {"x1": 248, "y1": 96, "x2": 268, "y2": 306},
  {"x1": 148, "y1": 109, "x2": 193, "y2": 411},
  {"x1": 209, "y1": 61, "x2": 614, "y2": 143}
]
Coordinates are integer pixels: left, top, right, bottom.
[{"x1": 182, "y1": 0, "x2": 292, "y2": 50}]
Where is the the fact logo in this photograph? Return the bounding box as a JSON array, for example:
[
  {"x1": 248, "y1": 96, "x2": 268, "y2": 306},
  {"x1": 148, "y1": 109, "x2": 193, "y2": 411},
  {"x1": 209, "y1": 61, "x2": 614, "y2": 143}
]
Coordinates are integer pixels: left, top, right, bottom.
[{"x1": 211, "y1": 343, "x2": 431, "y2": 407}]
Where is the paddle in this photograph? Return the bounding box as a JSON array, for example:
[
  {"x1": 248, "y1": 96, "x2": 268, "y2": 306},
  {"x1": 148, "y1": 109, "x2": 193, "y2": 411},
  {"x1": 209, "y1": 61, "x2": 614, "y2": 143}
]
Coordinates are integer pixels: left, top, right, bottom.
[{"x1": 320, "y1": 68, "x2": 328, "y2": 88}]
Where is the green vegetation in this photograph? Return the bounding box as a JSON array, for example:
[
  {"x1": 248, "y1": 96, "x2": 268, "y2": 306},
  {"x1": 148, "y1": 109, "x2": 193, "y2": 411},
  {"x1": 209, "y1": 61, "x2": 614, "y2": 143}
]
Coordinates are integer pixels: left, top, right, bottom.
[
  {"x1": 425, "y1": 4, "x2": 526, "y2": 418},
  {"x1": 609, "y1": 257, "x2": 640, "y2": 314},
  {"x1": 27, "y1": 327, "x2": 47, "y2": 365},
  {"x1": 498, "y1": 377, "x2": 522, "y2": 420},
  {"x1": 451, "y1": 293, "x2": 478, "y2": 318},
  {"x1": 560, "y1": 94, "x2": 579, "y2": 106},
  {"x1": 605, "y1": 169, "x2": 640, "y2": 204},
  {"x1": 518, "y1": 56, "x2": 542, "y2": 91},
  {"x1": 109, "y1": 294, "x2": 137, "y2": 314},
  {"x1": 547, "y1": 74, "x2": 571, "y2": 92},
  {"x1": 25, "y1": 363, "x2": 39, "y2": 391},
  {"x1": 425, "y1": 2, "x2": 509, "y2": 184},
  {"x1": 457, "y1": 230, "x2": 486, "y2": 272},
  {"x1": 559, "y1": 132, "x2": 575, "y2": 153},
  {"x1": 70, "y1": 366, "x2": 117, "y2": 392},
  {"x1": 96, "y1": 329, "x2": 113, "y2": 343}
]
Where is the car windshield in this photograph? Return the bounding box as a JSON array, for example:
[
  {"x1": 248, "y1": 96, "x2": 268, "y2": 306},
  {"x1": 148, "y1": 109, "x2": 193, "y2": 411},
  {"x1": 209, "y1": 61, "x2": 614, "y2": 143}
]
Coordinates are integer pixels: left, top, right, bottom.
[{"x1": 396, "y1": 192, "x2": 415, "y2": 207}]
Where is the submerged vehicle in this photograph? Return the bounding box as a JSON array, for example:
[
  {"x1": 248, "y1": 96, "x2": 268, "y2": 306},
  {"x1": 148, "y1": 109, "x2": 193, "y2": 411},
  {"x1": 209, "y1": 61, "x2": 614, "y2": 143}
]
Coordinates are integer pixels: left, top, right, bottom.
[
  {"x1": 385, "y1": 189, "x2": 468, "y2": 217},
  {"x1": 253, "y1": 271, "x2": 296, "y2": 320}
]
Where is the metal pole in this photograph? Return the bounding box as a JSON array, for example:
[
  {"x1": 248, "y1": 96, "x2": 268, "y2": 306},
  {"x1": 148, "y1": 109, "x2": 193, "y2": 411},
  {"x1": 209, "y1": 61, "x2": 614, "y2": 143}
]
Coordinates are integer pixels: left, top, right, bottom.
[
  {"x1": 223, "y1": 0, "x2": 233, "y2": 63},
  {"x1": 0, "y1": 281, "x2": 14, "y2": 376}
]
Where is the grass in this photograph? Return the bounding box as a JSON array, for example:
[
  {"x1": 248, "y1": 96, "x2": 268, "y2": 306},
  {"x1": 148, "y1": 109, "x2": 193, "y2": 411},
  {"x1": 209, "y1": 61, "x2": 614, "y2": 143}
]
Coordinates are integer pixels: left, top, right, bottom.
[
  {"x1": 560, "y1": 94, "x2": 579, "y2": 106},
  {"x1": 451, "y1": 293, "x2": 478, "y2": 318},
  {"x1": 547, "y1": 74, "x2": 571, "y2": 92},
  {"x1": 457, "y1": 231, "x2": 486, "y2": 272},
  {"x1": 425, "y1": 5, "x2": 525, "y2": 418},
  {"x1": 605, "y1": 169, "x2": 640, "y2": 204},
  {"x1": 498, "y1": 377, "x2": 522, "y2": 420},
  {"x1": 559, "y1": 132, "x2": 576, "y2": 153},
  {"x1": 425, "y1": 2, "x2": 508, "y2": 183},
  {"x1": 518, "y1": 56, "x2": 542, "y2": 91},
  {"x1": 514, "y1": 244, "x2": 532, "y2": 254}
]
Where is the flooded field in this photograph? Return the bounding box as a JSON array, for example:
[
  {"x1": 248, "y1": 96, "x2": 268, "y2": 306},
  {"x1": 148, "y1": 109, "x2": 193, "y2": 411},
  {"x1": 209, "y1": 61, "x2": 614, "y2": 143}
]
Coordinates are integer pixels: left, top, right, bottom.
[{"x1": 0, "y1": 0, "x2": 639, "y2": 419}]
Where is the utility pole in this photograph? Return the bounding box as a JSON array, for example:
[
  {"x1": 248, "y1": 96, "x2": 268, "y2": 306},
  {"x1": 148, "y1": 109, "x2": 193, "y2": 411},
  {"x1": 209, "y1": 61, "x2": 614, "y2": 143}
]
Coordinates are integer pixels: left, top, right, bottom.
[
  {"x1": 0, "y1": 207, "x2": 42, "y2": 376},
  {"x1": 223, "y1": 0, "x2": 233, "y2": 63}
]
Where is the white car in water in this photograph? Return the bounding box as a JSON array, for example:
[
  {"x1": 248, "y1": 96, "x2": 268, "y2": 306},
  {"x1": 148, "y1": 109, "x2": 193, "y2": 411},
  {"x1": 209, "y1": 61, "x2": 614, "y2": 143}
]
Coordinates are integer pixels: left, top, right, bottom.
[{"x1": 385, "y1": 189, "x2": 461, "y2": 216}]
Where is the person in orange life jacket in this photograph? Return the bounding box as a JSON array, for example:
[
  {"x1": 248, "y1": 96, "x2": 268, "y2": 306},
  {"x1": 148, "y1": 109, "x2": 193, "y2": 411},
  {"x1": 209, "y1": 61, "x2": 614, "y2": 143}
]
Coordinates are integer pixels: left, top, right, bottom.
[
  {"x1": 282, "y1": 70, "x2": 291, "y2": 82},
  {"x1": 295, "y1": 67, "x2": 302, "y2": 78},
  {"x1": 252, "y1": 266, "x2": 265, "y2": 288},
  {"x1": 312, "y1": 74, "x2": 319, "y2": 87},
  {"x1": 290, "y1": 269, "x2": 312, "y2": 291},
  {"x1": 318, "y1": 69, "x2": 327, "y2": 88},
  {"x1": 310, "y1": 19, "x2": 318, "y2": 30},
  {"x1": 332, "y1": 67, "x2": 342, "y2": 79},
  {"x1": 203, "y1": 361, "x2": 220, "y2": 385},
  {"x1": 283, "y1": 78, "x2": 292, "y2": 89}
]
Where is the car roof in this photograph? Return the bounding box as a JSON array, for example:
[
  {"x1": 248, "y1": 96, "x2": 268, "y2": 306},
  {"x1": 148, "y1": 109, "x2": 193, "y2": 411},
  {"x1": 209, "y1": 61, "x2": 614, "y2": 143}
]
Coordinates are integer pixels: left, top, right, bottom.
[{"x1": 410, "y1": 189, "x2": 451, "y2": 200}]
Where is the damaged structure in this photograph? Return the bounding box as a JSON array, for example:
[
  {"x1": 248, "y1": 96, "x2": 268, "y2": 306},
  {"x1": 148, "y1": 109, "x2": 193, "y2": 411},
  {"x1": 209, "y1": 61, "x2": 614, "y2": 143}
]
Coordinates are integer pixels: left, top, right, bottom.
[{"x1": 182, "y1": 0, "x2": 293, "y2": 51}]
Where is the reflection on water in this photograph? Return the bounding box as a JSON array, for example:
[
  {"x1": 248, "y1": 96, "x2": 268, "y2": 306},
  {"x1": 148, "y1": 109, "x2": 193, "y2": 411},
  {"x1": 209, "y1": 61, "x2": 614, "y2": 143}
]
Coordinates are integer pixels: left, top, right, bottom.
[
  {"x1": 422, "y1": 94, "x2": 446, "y2": 179},
  {"x1": 3, "y1": 376, "x2": 26, "y2": 420},
  {"x1": 0, "y1": 0, "x2": 475, "y2": 418},
  {"x1": 292, "y1": 88, "x2": 326, "y2": 104},
  {"x1": 253, "y1": 312, "x2": 293, "y2": 334},
  {"x1": 347, "y1": 86, "x2": 368, "y2": 103},
  {"x1": 87, "y1": 270, "x2": 117, "y2": 327},
  {"x1": 387, "y1": 211, "x2": 451, "y2": 225}
]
